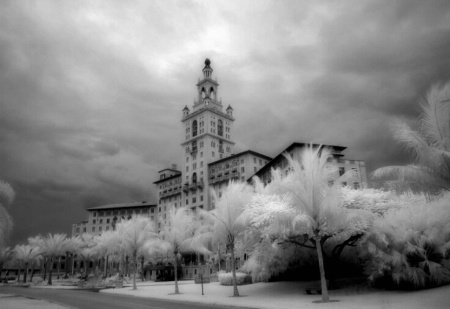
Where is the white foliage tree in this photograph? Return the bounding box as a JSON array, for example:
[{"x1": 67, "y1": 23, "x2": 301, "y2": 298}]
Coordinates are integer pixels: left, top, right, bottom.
[
  {"x1": 14, "y1": 244, "x2": 40, "y2": 283},
  {"x1": 116, "y1": 216, "x2": 157, "y2": 290},
  {"x1": 246, "y1": 147, "x2": 373, "y2": 302},
  {"x1": 361, "y1": 192, "x2": 450, "y2": 288},
  {"x1": 147, "y1": 207, "x2": 204, "y2": 295},
  {"x1": 0, "y1": 179, "x2": 15, "y2": 248},
  {"x1": 203, "y1": 181, "x2": 254, "y2": 297},
  {"x1": 373, "y1": 82, "x2": 450, "y2": 193},
  {"x1": 30, "y1": 233, "x2": 68, "y2": 285}
]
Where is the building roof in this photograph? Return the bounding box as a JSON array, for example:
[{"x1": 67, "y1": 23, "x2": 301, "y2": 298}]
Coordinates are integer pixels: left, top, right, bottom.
[
  {"x1": 153, "y1": 173, "x2": 182, "y2": 184},
  {"x1": 247, "y1": 142, "x2": 347, "y2": 181},
  {"x1": 87, "y1": 201, "x2": 156, "y2": 211},
  {"x1": 157, "y1": 168, "x2": 181, "y2": 174},
  {"x1": 208, "y1": 150, "x2": 272, "y2": 166}
]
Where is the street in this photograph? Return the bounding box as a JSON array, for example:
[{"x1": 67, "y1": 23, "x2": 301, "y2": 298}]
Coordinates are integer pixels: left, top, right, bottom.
[{"x1": 0, "y1": 286, "x2": 242, "y2": 309}]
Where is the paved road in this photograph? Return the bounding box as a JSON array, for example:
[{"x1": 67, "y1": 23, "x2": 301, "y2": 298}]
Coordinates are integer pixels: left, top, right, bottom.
[{"x1": 0, "y1": 287, "x2": 244, "y2": 309}]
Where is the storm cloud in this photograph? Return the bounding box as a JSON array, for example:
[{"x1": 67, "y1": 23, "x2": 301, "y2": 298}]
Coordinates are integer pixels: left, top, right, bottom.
[{"x1": 1, "y1": 0, "x2": 450, "y2": 245}]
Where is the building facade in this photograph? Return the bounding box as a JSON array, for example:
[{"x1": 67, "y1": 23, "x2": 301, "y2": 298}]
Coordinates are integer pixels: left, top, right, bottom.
[
  {"x1": 250, "y1": 142, "x2": 368, "y2": 187},
  {"x1": 72, "y1": 201, "x2": 157, "y2": 237}
]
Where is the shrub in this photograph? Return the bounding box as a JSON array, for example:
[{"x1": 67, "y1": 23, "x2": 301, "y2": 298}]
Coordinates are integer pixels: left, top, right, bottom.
[
  {"x1": 361, "y1": 193, "x2": 450, "y2": 289},
  {"x1": 218, "y1": 271, "x2": 252, "y2": 285}
]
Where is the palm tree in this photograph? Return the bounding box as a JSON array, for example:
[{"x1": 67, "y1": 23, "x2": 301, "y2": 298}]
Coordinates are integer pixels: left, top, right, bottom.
[
  {"x1": 0, "y1": 179, "x2": 15, "y2": 248},
  {"x1": 31, "y1": 233, "x2": 68, "y2": 285},
  {"x1": 116, "y1": 216, "x2": 157, "y2": 290},
  {"x1": 203, "y1": 182, "x2": 253, "y2": 297},
  {"x1": 246, "y1": 146, "x2": 369, "y2": 302},
  {"x1": 373, "y1": 82, "x2": 450, "y2": 193},
  {"x1": 0, "y1": 247, "x2": 14, "y2": 281},
  {"x1": 14, "y1": 244, "x2": 40, "y2": 283},
  {"x1": 149, "y1": 208, "x2": 204, "y2": 294}
]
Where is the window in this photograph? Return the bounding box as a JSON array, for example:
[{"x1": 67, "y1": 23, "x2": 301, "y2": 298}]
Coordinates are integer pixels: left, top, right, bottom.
[
  {"x1": 200, "y1": 152, "x2": 203, "y2": 158},
  {"x1": 93, "y1": 219, "x2": 96, "y2": 224},
  {"x1": 186, "y1": 166, "x2": 189, "y2": 172},
  {"x1": 339, "y1": 167, "x2": 345, "y2": 176},
  {"x1": 241, "y1": 167, "x2": 245, "y2": 173},
  {"x1": 218, "y1": 119, "x2": 223, "y2": 136},
  {"x1": 200, "y1": 195, "x2": 203, "y2": 201},
  {"x1": 151, "y1": 208, "x2": 155, "y2": 213},
  {"x1": 99, "y1": 226, "x2": 102, "y2": 232},
  {"x1": 241, "y1": 159, "x2": 244, "y2": 164},
  {"x1": 92, "y1": 227, "x2": 95, "y2": 232},
  {"x1": 186, "y1": 157, "x2": 189, "y2": 163},
  {"x1": 83, "y1": 227, "x2": 86, "y2": 232},
  {"x1": 254, "y1": 167, "x2": 257, "y2": 172},
  {"x1": 192, "y1": 120, "x2": 198, "y2": 137},
  {"x1": 254, "y1": 158, "x2": 256, "y2": 163},
  {"x1": 212, "y1": 151, "x2": 215, "y2": 157},
  {"x1": 259, "y1": 159, "x2": 262, "y2": 165},
  {"x1": 106, "y1": 226, "x2": 110, "y2": 231},
  {"x1": 106, "y1": 219, "x2": 110, "y2": 224},
  {"x1": 192, "y1": 197, "x2": 196, "y2": 203},
  {"x1": 93, "y1": 212, "x2": 97, "y2": 217}
]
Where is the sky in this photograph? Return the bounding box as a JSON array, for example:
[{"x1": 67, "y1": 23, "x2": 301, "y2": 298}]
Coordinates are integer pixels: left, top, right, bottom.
[{"x1": 1, "y1": 0, "x2": 450, "y2": 246}]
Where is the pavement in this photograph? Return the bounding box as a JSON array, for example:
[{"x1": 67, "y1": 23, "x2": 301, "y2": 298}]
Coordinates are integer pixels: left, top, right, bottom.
[
  {"x1": 0, "y1": 291, "x2": 71, "y2": 309},
  {"x1": 100, "y1": 279, "x2": 450, "y2": 309},
  {"x1": 2, "y1": 279, "x2": 450, "y2": 309}
]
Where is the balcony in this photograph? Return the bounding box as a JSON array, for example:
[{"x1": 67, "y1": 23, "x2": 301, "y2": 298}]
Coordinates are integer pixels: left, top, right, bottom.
[
  {"x1": 218, "y1": 147, "x2": 224, "y2": 153},
  {"x1": 197, "y1": 180, "x2": 204, "y2": 188},
  {"x1": 183, "y1": 183, "x2": 189, "y2": 193},
  {"x1": 161, "y1": 187, "x2": 181, "y2": 198},
  {"x1": 189, "y1": 183, "x2": 198, "y2": 191}
]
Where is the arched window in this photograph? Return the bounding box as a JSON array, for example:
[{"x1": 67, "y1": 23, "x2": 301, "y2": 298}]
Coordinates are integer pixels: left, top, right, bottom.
[
  {"x1": 210, "y1": 87, "x2": 215, "y2": 99},
  {"x1": 218, "y1": 119, "x2": 223, "y2": 136},
  {"x1": 192, "y1": 120, "x2": 198, "y2": 137},
  {"x1": 201, "y1": 87, "x2": 206, "y2": 98}
]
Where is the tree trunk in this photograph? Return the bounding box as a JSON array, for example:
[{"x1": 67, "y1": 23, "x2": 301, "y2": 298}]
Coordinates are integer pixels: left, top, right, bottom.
[
  {"x1": 315, "y1": 237, "x2": 329, "y2": 302},
  {"x1": 119, "y1": 254, "x2": 124, "y2": 278},
  {"x1": 104, "y1": 255, "x2": 108, "y2": 278},
  {"x1": 72, "y1": 254, "x2": 75, "y2": 276},
  {"x1": 57, "y1": 256, "x2": 61, "y2": 279},
  {"x1": 174, "y1": 251, "x2": 179, "y2": 294},
  {"x1": 125, "y1": 255, "x2": 129, "y2": 277},
  {"x1": 217, "y1": 242, "x2": 221, "y2": 272},
  {"x1": 132, "y1": 251, "x2": 137, "y2": 290},
  {"x1": 48, "y1": 257, "x2": 53, "y2": 285},
  {"x1": 43, "y1": 259, "x2": 47, "y2": 281},
  {"x1": 23, "y1": 262, "x2": 28, "y2": 283},
  {"x1": 17, "y1": 263, "x2": 22, "y2": 283},
  {"x1": 140, "y1": 256, "x2": 144, "y2": 281},
  {"x1": 84, "y1": 258, "x2": 88, "y2": 275},
  {"x1": 30, "y1": 262, "x2": 35, "y2": 282},
  {"x1": 230, "y1": 244, "x2": 239, "y2": 297}
]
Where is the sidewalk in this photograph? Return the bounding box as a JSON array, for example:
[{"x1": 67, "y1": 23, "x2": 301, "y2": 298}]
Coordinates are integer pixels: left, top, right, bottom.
[
  {"x1": 101, "y1": 280, "x2": 450, "y2": 309},
  {"x1": 0, "y1": 292, "x2": 70, "y2": 309}
]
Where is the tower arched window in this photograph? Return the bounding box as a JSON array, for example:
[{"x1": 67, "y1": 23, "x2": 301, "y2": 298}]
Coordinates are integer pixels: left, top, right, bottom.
[
  {"x1": 210, "y1": 87, "x2": 215, "y2": 100},
  {"x1": 218, "y1": 119, "x2": 223, "y2": 136},
  {"x1": 192, "y1": 120, "x2": 198, "y2": 137},
  {"x1": 201, "y1": 87, "x2": 206, "y2": 99}
]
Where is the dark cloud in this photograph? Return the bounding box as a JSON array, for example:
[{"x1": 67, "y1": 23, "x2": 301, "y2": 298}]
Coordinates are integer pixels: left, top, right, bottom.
[{"x1": 2, "y1": 0, "x2": 450, "y2": 245}]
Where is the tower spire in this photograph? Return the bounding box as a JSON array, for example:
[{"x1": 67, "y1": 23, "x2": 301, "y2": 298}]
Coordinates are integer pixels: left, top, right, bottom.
[{"x1": 202, "y1": 58, "x2": 213, "y2": 79}]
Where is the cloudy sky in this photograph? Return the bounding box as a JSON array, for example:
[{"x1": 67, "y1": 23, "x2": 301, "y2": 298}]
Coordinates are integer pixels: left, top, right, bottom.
[{"x1": 1, "y1": 0, "x2": 450, "y2": 245}]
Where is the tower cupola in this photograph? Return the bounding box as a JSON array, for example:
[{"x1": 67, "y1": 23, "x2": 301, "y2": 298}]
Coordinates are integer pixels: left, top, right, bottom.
[
  {"x1": 182, "y1": 105, "x2": 190, "y2": 117},
  {"x1": 202, "y1": 58, "x2": 213, "y2": 79},
  {"x1": 226, "y1": 105, "x2": 233, "y2": 117}
]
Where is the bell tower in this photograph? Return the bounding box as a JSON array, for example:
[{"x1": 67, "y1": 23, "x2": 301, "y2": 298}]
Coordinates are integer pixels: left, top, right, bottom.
[{"x1": 180, "y1": 59, "x2": 235, "y2": 211}]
